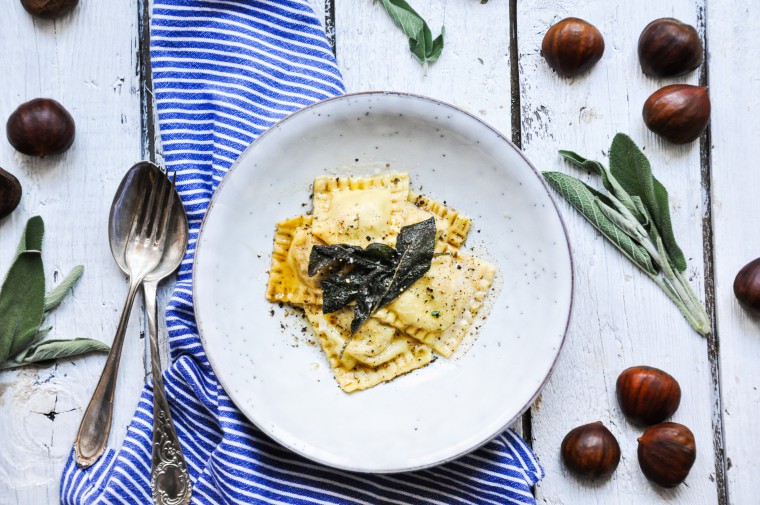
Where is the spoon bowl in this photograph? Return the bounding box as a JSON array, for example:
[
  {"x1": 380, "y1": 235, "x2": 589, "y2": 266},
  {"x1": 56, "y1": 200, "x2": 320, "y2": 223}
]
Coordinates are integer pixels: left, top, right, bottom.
[{"x1": 109, "y1": 161, "x2": 188, "y2": 280}]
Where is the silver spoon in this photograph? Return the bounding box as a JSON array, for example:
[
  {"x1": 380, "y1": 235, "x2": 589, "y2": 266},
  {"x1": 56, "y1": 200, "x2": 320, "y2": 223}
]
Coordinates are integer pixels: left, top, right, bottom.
[{"x1": 75, "y1": 162, "x2": 177, "y2": 467}]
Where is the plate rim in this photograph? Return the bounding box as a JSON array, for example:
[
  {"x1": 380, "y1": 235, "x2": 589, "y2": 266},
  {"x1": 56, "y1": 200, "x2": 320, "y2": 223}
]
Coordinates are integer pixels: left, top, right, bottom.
[{"x1": 193, "y1": 91, "x2": 575, "y2": 473}]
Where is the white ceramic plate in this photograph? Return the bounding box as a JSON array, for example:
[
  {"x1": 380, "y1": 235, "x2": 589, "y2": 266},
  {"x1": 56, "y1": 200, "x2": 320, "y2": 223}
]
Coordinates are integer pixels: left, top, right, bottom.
[{"x1": 194, "y1": 92, "x2": 573, "y2": 473}]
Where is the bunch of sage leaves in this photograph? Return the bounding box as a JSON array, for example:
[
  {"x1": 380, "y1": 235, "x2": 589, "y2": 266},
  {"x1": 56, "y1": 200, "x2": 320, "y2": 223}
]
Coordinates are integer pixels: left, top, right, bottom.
[
  {"x1": 543, "y1": 133, "x2": 710, "y2": 336},
  {"x1": 0, "y1": 216, "x2": 109, "y2": 370},
  {"x1": 375, "y1": 0, "x2": 444, "y2": 72}
]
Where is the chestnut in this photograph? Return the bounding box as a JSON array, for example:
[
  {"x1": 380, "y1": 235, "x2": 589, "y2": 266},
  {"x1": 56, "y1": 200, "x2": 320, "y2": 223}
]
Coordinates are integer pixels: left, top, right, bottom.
[
  {"x1": 642, "y1": 84, "x2": 710, "y2": 144},
  {"x1": 20, "y1": 0, "x2": 79, "y2": 19},
  {"x1": 638, "y1": 18, "x2": 703, "y2": 77},
  {"x1": 638, "y1": 422, "x2": 696, "y2": 487},
  {"x1": 734, "y1": 257, "x2": 760, "y2": 311},
  {"x1": 561, "y1": 421, "x2": 620, "y2": 479},
  {"x1": 616, "y1": 365, "x2": 681, "y2": 425},
  {"x1": 0, "y1": 167, "x2": 22, "y2": 219},
  {"x1": 541, "y1": 18, "x2": 605, "y2": 77},
  {"x1": 7, "y1": 98, "x2": 76, "y2": 157}
]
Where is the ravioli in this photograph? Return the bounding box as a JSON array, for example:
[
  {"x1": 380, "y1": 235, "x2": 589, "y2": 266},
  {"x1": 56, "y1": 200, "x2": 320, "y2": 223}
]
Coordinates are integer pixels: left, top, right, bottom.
[
  {"x1": 408, "y1": 192, "x2": 472, "y2": 250},
  {"x1": 305, "y1": 306, "x2": 434, "y2": 393},
  {"x1": 373, "y1": 252, "x2": 495, "y2": 357},
  {"x1": 312, "y1": 173, "x2": 410, "y2": 246},
  {"x1": 265, "y1": 172, "x2": 497, "y2": 393},
  {"x1": 401, "y1": 192, "x2": 472, "y2": 253},
  {"x1": 265, "y1": 216, "x2": 324, "y2": 306}
]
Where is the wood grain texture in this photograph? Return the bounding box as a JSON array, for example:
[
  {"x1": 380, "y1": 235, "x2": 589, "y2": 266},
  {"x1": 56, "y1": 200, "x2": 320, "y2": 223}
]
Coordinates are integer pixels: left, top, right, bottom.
[
  {"x1": 517, "y1": 1, "x2": 719, "y2": 503},
  {"x1": 707, "y1": 0, "x2": 760, "y2": 502},
  {"x1": 335, "y1": 0, "x2": 512, "y2": 135},
  {"x1": 0, "y1": 1, "x2": 144, "y2": 502},
  {"x1": 4, "y1": 0, "x2": 757, "y2": 503}
]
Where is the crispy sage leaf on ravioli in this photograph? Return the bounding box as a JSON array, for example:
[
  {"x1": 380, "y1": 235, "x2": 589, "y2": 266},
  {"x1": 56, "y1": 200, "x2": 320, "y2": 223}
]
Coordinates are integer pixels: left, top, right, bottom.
[
  {"x1": 308, "y1": 242, "x2": 397, "y2": 277},
  {"x1": 309, "y1": 217, "x2": 436, "y2": 335},
  {"x1": 377, "y1": 216, "x2": 436, "y2": 308}
]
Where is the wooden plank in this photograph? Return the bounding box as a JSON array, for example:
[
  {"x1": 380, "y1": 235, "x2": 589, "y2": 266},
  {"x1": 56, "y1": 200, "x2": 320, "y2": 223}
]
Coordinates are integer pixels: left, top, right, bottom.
[
  {"x1": 335, "y1": 0, "x2": 513, "y2": 135},
  {"x1": 0, "y1": 1, "x2": 144, "y2": 502},
  {"x1": 517, "y1": 1, "x2": 721, "y2": 502},
  {"x1": 707, "y1": 1, "x2": 760, "y2": 502},
  {"x1": 333, "y1": 0, "x2": 520, "y2": 436}
]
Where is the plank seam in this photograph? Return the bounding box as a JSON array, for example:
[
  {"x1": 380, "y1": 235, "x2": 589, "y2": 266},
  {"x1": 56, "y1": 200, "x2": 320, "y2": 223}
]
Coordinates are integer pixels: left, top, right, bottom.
[
  {"x1": 509, "y1": 0, "x2": 522, "y2": 150},
  {"x1": 509, "y1": 0, "x2": 532, "y2": 449},
  {"x1": 698, "y1": 1, "x2": 729, "y2": 503},
  {"x1": 324, "y1": 0, "x2": 337, "y2": 56},
  {"x1": 139, "y1": 0, "x2": 156, "y2": 163}
]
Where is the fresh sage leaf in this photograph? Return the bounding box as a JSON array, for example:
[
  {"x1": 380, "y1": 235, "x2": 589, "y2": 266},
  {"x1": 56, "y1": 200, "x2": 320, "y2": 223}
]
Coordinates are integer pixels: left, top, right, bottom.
[
  {"x1": 608, "y1": 133, "x2": 686, "y2": 271},
  {"x1": 560, "y1": 150, "x2": 643, "y2": 223},
  {"x1": 0, "y1": 216, "x2": 99, "y2": 369},
  {"x1": 44, "y1": 265, "x2": 84, "y2": 312},
  {"x1": 32, "y1": 326, "x2": 53, "y2": 345},
  {"x1": 3, "y1": 338, "x2": 109, "y2": 369},
  {"x1": 548, "y1": 134, "x2": 710, "y2": 336},
  {"x1": 0, "y1": 250, "x2": 46, "y2": 362},
  {"x1": 310, "y1": 218, "x2": 436, "y2": 335},
  {"x1": 543, "y1": 172, "x2": 656, "y2": 275},
  {"x1": 377, "y1": 0, "x2": 444, "y2": 68},
  {"x1": 14, "y1": 215, "x2": 44, "y2": 257},
  {"x1": 595, "y1": 198, "x2": 647, "y2": 244}
]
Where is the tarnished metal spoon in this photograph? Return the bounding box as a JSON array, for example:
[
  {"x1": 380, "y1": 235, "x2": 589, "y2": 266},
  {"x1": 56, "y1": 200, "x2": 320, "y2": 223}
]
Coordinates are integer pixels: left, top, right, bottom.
[
  {"x1": 109, "y1": 162, "x2": 191, "y2": 503},
  {"x1": 75, "y1": 162, "x2": 176, "y2": 467}
]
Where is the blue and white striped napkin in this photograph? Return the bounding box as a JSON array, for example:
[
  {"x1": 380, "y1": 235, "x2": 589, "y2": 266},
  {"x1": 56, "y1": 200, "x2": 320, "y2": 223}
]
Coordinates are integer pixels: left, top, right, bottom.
[{"x1": 61, "y1": 1, "x2": 544, "y2": 503}]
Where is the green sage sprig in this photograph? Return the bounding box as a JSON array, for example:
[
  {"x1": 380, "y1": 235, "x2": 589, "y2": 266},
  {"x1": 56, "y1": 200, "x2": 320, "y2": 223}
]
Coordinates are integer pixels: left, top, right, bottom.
[
  {"x1": 543, "y1": 133, "x2": 710, "y2": 336},
  {"x1": 0, "y1": 216, "x2": 109, "y2": 370},
  {"x1": 375, "y1": 0, "x2": 444, "y2": 73}
]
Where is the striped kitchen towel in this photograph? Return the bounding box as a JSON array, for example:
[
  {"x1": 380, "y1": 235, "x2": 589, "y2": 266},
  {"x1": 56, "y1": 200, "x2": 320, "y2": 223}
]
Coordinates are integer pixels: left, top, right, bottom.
[{"x1": 60, "y1": 1, "x2": 544, "y2": 503}]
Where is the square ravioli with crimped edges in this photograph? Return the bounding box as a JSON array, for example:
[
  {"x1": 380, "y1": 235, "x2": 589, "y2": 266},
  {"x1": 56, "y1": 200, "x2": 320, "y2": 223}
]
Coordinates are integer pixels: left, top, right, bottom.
[
  {"x1": 265, "y1": 172, "x2": 496, "y2": 393},
  {"x1": 402, "y1": 191, "x2": 472, "y2": 253},
  {"x1": 373, "y1": 252, "x2": 495, "y2": 357},
  {"x1": 265, "y1": 215, "x2": 324, "y2": 306},
  {"x1": 311, "y1": 173, "x2": 410, "y2": 246},
  {"x1": 304, "y1": 306, "x2": 434, "y2": 393}
]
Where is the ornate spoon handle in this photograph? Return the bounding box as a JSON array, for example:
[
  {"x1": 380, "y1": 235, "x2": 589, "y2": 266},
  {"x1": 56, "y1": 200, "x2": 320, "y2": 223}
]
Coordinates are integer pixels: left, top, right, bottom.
[{"x1": 144, "y1": 280, "x2": 191, "y2": 505}]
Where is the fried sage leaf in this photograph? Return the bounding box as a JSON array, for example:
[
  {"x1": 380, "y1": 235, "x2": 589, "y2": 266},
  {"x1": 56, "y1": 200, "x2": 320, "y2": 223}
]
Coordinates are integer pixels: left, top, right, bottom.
[
  {"x1": 309, "y1": 217, "x2": 436, "y2": 335},
  {"x1": 308, "y1": 243, "x2": 396, "y2": 277}
]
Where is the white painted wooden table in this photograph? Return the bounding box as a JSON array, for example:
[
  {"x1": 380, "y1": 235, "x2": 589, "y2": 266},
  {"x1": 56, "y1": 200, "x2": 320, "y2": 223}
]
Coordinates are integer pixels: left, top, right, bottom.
[{"x1": 0, "y1": 1, "x2": 756, "y2": 503}]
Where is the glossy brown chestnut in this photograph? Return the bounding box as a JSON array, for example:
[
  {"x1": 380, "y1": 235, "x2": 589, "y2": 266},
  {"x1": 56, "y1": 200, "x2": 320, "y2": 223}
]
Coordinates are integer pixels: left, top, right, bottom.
[
  {"x1": 7, "y1": 98, "x2": 76, "y2": 157},
  {"x1": 561, "y1": 422, "x2": 620, "y2": 479},
  {"x1": 638, "y1": 422, "x2": 696, "y2": 487},
  {"x1": 0, "y1": 167, "x2": 22, "y2": 219},
  {"x1": 734, "y1": 257, "x2": 760, "y2": 311},
  {"x1": 20, "y1": 0, "x2": 78, "y2": 19},
  {"x1": 616, "y1": 365, "x2": 681, "y2": 425},
  {"x1": 642, "y1": 84, "x2": 710, "y2": 144},
  {"x1": 541, "y1": 18, "x2": 605, "y2": 77},
  {"x1": 638, "y1": 18, "x2": 703, "y2": 77}
]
